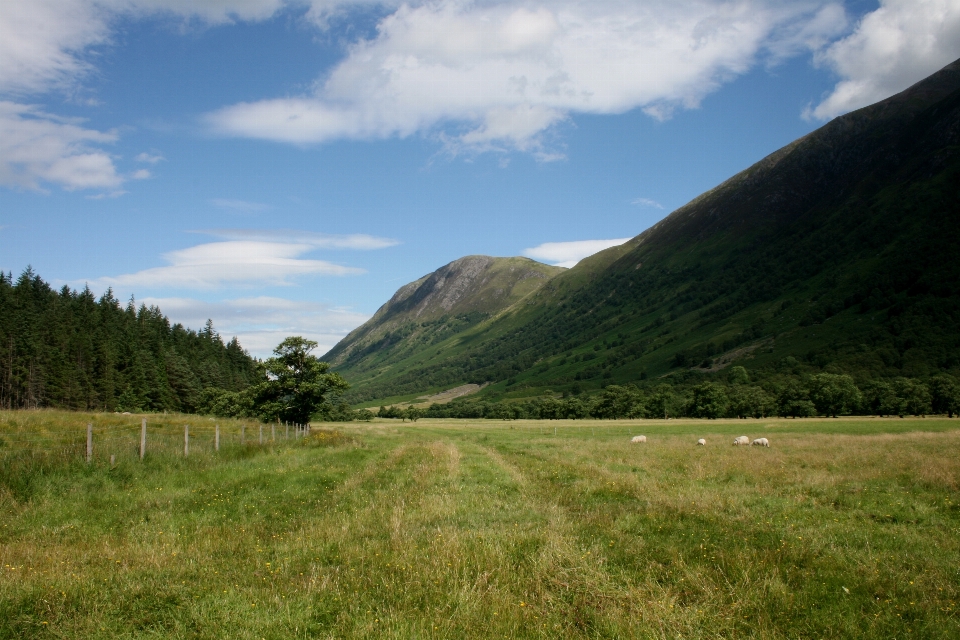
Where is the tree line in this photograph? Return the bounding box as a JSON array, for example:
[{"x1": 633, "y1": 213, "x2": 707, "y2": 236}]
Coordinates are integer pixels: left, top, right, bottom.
[
  {"x1": 0, "y1": 269, "x2": 257, "y2": 412},
  {"x1": 0, "y1": 269, "x2": 358, "y2": 423},
  {"x1": 407, "y1": 367, "x2": 960, "y2": 421}
]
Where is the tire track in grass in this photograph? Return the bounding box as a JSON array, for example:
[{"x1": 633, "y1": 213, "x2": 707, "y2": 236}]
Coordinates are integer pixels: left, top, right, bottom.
[
  {"x1": 294, "y1": 439, "x2": 474, "y2": 637},
  {"x1": 473, "y1": 442, "x2": 659, "y2": 637},
  {"x1": 504, "y1": 439, "x2": 789, "y2": 630},
  {"x1": 411, "y1": 439, "x2": 545, "y2": 637},
  {"x1": 486, "y1": 436, "x2": 789, "y2": 638}
]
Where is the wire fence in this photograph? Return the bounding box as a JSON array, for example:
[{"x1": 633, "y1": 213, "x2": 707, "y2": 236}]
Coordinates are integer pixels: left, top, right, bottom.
[{"x1": 0, "y1": 417, "x2": 312, "y2": 468}]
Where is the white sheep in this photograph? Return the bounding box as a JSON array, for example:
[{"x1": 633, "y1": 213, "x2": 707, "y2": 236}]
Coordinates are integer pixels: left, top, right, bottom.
[
  {"x1": 631, "y1": 435, "x2": 647, "y2": 443},
  {"x1": 697, "y1": 438, "x2": 706, "y2": 446},
  {"x1": 751, "y1": 437, "x2": 770, "y2": 447},
  {"x1": 733, "y1": 435, "x2": 750, "y2": 446}
]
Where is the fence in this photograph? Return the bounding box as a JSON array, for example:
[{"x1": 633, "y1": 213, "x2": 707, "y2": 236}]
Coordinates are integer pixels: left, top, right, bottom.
[{"x1": 0, "y1": 417, "x2": 312, "y2": 467}]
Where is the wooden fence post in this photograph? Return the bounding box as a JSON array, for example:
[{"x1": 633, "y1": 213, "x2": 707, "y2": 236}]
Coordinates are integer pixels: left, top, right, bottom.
[
  {"x1": 140, "y1": 418, "x2": 147, "y2": 460},
  {"x1": 259, "y1": 425, "x2": 263, "y2": 445},
  {"x1": 285, "y1": 423, "x2": 289, "y2": 440},
  {"x1": 110, "y1": 454, "x2": 115, "y2": 468},
  {"x1": 241, "y1": 424, "x2": 245, "y2": 445},
  {"x1": 215, "y1": 424, "x2": 220, "y2": 452},
  {"x1": 271, "y1": 424, "x2": 275, "y2": 442},
  {"x1": 86, "y1": 423, "x2": 93, "y2": 463},
  {"x1": 184, "y1": 425, "x2": 189, "y2": 457}
]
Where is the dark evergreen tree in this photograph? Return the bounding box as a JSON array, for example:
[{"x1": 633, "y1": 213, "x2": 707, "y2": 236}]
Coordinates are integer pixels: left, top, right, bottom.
[{"x1": 0, "y1": 268, "x2": 258, "y2": 411}]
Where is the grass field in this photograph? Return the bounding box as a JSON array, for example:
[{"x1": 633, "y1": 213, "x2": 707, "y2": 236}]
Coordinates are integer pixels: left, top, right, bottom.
[{"x1": 2, "y1": 412, "x2": 959, "y2": 638}]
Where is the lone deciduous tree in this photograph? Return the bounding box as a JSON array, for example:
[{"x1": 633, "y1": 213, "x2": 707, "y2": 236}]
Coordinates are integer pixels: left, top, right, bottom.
[
  {"x1": 808, "y1": 373, "x2": 861, "y2": 418},
  {"x1": 252, "y1": 337, "x2": 348, "y2": 424}
]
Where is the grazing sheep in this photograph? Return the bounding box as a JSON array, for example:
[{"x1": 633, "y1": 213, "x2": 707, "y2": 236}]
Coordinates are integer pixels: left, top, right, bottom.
[
  {"x1": 631, "y1": 435, "x2": 647, "y2": 443},
  {"x1": 697, "y1": 438, "x2": 706, "y2": 446},
  {"x1": 733, "y1": 435, "x2": 750, "y2": 446},
  {"x1": 751, "y1": 437, "x2": 770, "y2": 447}
]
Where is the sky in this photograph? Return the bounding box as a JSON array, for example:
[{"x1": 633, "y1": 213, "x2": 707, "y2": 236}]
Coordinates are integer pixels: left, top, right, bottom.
[{"x1": 2, "y1": 0, "x2": 959, "y2": 358}]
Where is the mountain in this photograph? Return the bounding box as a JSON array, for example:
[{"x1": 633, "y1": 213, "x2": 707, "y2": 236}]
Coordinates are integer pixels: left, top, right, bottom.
[
  {"x1": 324, "y1": 256, "x2": 564, "y2": 389},
  {"x1": 330, "y1": 58, "x2": 960, "y2": 405}
]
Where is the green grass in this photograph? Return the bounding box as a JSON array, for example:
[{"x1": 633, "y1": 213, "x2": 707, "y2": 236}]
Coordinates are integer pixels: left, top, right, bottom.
[{"x1": 2, "y1": 412, "x2": 959, "y2": 638}]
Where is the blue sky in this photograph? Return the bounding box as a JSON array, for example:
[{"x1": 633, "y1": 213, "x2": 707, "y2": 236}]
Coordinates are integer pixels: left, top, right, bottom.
[{"x1": 2, "y1": 0, "x2": 959, "y2": 357}]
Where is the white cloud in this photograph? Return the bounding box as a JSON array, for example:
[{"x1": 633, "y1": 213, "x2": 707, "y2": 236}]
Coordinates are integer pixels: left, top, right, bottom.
[
  {"x1": 0, "y1": 0, "x2": 870, "y2": 171},
  {"x1": 632, "y1": 197, "x2": 664, "y2": 209},
  {"x1": 97, "y1": 240, "x2": 365, "y2": 290},
  {"x1": 0, "y1": 101, "x2": 122, "y2": 190},
  {"x1": 0, "y1": 1, "x2": 296, "y2": 96},
  {"x1": 197, "y1": 228, "x2": 400, "y2": 250},
  {"x1": 86, "y1": 189, "x2": 127, "y2": 199},
  {"x1": 209, "y1": 1, "x2": 846, "y2": 155},
  {"x1": 210, "y1": 198, "x2": 273, "y2": 212},
  {"x1": 142, "y1": 295, "x2": 369, "y2": 358},
  {"x1": 131, "y1": 168, "x2": 151, "y2": 180},
  {"x1": 523, "y1": 237, "x2": 631, "y2": 269},
  {"x1": 0, "y1": 0, "x2": 108, "y2": 95},
  {"x1": 808, "y1": 0, "x2": 960, "y2": 120},
  {"x1": 0, "y1": 0, "x2": 292, "y2": 193},
  {"x1": 135, "y1": 151, "x2": 164, "y2": 163}
]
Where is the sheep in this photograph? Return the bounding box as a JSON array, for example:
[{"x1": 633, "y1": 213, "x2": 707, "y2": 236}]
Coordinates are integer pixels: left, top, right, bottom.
[
  {"x1": 697, "y1": 438, "x2": 706, "y2": 446},
  {"x1": 733, "y1": 435, "x2": 750, "y2": 446},
  {"x1": 751, "y1": 437, "x2": 770, "y2": 447},
  {"x1": 631, "y1": 435, "x2": 647, "y2": 443}
]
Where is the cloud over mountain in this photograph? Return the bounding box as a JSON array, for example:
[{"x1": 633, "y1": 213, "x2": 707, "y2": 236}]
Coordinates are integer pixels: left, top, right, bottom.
[
  {"x1": 523, "y1": 238, "x2": 631, "y2": 268},
  {"x1": 808, "y1": 0, "x2": 960, "y2": 120}
]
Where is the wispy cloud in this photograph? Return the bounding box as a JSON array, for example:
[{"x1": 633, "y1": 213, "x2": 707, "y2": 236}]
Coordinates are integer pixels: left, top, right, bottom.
[
  {"x1": 96, "y1": 240, "x2": 365, "y2": 290},
  {"x1": 523, "y1": 237, "x2": 632, "y2": 269},
  {"x1": 210, "y1": 198, "x2": 273, "y2": 213},
  {"x1": 196, "y1": 228, "x2": 400, "y2": 250},
  {"x1": 631, "y1": 197, "x2": 664, "y2": 209},
  {"x1": 0, "y1": 101, "x2": 121, "y2": 191},
  {"x1": 142, "y1": 295, "x2": 369, "y2": 358},
  {"x1": 89, "y1": 226, "x2": 398, "y2": 291},
  {"x1": 135, "y1": 152, "x2": 164, "y2": 163},
  {"x1": 85, "y1": 190, "x2": 127, "y2": 200},
  {"x1": 0, "y1": 0, "x2": 290, "y2": 194}
]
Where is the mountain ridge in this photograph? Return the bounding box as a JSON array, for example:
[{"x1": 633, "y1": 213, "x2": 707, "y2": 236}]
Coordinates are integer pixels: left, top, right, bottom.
[
  {"x1": 324, "y1": 255, "x2": 564, "y2": 370},
  {"x1": 329, "y1": 58, "x2": 960, "y2": 405}
]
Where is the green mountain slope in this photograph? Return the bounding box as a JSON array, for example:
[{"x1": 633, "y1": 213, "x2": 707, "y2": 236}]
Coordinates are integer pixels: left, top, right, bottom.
[
  {"x1": 324, "y1": 256, "x2": 564, "y2": 389},
  {"x1": 334, "y1": 58, "x2": 960, "y2": 405}
]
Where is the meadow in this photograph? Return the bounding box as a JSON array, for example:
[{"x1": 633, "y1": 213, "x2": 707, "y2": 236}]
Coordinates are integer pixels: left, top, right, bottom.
[{"x1": 1, "y1": 412, "x2": 959, "y2": 638}]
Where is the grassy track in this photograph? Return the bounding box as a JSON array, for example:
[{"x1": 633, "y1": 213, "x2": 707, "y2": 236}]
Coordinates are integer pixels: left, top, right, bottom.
[{"x1": 2, "y1": 413, "x2": 959, "y2": 638}]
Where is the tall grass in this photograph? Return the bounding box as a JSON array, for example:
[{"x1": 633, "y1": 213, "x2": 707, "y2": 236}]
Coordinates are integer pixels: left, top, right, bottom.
[{"x1": 1, "y1": 414, "x2": 958, "y2": 638}]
